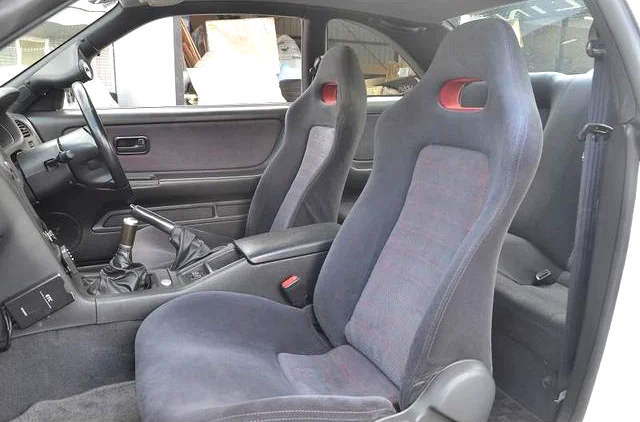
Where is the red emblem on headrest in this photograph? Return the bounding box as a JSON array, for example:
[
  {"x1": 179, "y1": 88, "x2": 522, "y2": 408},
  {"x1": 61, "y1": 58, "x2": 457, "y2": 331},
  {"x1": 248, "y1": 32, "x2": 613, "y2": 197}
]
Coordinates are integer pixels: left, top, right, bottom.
[
  {"x1": 321, "y1": 83, "x2": 338, "y2": 105},
  {"x1": 439, "y1": 78, "x2": 483, "y2": 111}
]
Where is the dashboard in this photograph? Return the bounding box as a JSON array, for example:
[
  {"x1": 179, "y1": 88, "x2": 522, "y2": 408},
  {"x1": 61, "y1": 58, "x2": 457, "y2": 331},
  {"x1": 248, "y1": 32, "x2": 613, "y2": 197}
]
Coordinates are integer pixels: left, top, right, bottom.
[
  {"x1": 0, "y1": 89, "x2": 75, "y2": 308},
  {"x1": 1, "y1": 113, "x2": 42, "y2": 156},
  {"x1": 0, "y1": 88, "x2": 43, "y2": 213}
]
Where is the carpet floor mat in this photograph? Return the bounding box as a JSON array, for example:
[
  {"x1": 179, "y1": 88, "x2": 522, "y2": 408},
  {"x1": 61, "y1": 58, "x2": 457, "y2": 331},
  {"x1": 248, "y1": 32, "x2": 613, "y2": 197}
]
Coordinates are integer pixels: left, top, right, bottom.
[
  {"x1": 11, "y1": 381, "x2": 139, "y2": 422},
  {"x1": 488, "y1": 389, "x2": 544, "y2": 422},
  {"x1": 12, "y1": 382, "x2": 541, "y2": 422}
]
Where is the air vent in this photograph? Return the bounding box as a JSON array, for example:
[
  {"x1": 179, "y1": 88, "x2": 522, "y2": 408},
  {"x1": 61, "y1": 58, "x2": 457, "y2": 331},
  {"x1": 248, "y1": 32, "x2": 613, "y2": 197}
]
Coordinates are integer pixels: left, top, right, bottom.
[{"x1": 14, "y1": 120, "x2": 31, "y2": 138}]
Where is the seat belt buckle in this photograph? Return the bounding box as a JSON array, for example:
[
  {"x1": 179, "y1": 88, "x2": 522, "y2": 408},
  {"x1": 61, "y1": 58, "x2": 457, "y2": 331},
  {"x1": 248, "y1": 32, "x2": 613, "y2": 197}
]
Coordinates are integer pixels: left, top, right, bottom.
[
  {"x1": 578, "y1": 123, "x2": 613, "y2": 142},
  {"x1": 534, "y1": 269, "x2": 556, "y2": 286},
  {"x1": 280, "y1": 276, "x2": 308, "y2": 308}
]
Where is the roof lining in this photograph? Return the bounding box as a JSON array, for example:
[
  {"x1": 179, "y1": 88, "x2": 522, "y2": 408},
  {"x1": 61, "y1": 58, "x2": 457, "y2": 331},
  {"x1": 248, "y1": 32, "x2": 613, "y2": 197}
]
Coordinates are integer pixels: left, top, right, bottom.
[{"x1": 141, "y1": 0, "x2": 525, "y2": 24}]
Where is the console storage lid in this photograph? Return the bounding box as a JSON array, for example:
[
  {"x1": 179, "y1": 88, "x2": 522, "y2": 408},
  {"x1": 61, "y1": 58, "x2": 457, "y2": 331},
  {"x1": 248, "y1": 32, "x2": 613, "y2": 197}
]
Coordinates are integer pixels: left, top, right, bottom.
[{"x1": 233, "y1": 223, "x2": 340, "y2": 264}]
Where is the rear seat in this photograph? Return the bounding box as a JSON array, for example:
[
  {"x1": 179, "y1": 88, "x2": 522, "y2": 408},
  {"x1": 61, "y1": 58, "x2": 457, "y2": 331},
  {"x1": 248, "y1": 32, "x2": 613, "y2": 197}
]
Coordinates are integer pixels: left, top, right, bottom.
[{"x1": 490, "y1": 72, "x2": 592, "y2": 421}]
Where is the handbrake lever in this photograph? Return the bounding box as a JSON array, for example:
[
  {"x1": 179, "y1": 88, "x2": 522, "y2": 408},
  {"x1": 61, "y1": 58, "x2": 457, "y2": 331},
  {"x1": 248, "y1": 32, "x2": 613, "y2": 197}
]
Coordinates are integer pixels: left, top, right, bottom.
[
  {"x1": 129, "y1": 204, "x2": 212, "y2": 271},
  {"x1": 129, "y1": 204, "x2": 176, "y2": 233}
]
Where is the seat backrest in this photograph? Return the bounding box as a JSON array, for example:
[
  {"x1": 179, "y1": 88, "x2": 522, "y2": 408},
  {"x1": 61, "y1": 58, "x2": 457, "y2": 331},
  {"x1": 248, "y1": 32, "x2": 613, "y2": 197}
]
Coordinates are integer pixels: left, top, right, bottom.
[
  {"x1": 313, "y1": 19, "x2": 543, "y2": 408},
  {"x1": 461, "y1": 72, "x2": 592, "y2": 285},
  {"x1": 245, "y1": 45, "x2": 366, "y2": 236}
]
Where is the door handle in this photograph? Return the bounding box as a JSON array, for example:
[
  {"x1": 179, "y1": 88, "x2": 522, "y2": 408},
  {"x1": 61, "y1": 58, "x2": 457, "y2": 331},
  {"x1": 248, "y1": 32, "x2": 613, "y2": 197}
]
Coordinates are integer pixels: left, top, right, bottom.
[{"x1": 114, "y1": 136, "x2": 149, "y2": 155}]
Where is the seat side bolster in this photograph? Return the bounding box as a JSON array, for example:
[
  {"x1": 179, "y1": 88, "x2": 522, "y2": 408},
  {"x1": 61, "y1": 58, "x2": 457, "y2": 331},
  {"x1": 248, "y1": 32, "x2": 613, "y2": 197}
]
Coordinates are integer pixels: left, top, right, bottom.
[{"x1": 377, "y1": 360, "x2": 494, "y2": 422}]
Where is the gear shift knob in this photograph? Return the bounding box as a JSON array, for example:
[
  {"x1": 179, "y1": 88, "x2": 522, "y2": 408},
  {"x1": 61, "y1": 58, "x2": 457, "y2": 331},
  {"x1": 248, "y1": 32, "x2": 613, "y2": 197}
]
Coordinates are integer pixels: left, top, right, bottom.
[
  {"x1": 82, "y1": 216, "x2": 150, "y2": 295},
  {"x1": 120, "y1": 217, "x2": 139, "y2": 247}
]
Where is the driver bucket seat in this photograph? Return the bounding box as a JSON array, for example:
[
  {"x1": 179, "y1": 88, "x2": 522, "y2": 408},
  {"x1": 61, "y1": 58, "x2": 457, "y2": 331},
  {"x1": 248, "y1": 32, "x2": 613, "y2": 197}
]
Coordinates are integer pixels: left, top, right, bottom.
[
  {"x1": 132, "y1": 45, "x2": 367, "y2": 270},
  {"x1": 135, "y1": 19, "x2": 543, "y2": 422}
]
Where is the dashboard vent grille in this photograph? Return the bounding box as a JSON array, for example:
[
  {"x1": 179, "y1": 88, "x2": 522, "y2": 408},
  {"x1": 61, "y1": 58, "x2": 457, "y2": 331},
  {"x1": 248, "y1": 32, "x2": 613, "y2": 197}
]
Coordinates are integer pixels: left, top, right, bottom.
[{"x1": 15, "y1": 120, "x2": 32, "y2": 138}]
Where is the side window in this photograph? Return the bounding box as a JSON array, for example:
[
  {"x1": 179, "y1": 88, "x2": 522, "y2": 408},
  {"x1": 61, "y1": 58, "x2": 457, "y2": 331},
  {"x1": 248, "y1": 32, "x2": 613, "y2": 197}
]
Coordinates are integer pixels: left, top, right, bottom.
[
  {"x1": 326, "y1": 19, "x2": 419, "y2": 97},
  {"x1": 451, "y1": 0, "x2": 592, "y2": 74},
  {"x1": 70, "y1": 15, "x2": 303, "y2": 109}
]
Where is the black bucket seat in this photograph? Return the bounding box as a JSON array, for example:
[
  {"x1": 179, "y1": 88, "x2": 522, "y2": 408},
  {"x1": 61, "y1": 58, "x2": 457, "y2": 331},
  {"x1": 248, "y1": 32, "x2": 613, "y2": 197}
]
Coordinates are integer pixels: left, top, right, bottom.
[{"x1": 134, "y1": 19, "x2": 543, "y2": 422}]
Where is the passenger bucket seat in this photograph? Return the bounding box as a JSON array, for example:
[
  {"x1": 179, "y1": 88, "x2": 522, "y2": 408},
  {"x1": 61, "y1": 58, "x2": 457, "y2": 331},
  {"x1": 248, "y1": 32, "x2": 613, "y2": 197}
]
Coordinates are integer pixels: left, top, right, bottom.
[
  {"x1": 134, "y1": 19, "x2": 543, "y2": 422},
  {"x1": 132, "y1": 45, "x2": 367, "y2": 270}
]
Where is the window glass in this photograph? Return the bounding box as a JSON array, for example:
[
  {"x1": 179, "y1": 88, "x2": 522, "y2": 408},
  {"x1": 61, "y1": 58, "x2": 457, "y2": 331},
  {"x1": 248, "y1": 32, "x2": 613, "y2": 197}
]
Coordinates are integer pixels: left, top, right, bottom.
[
  {"x1": 0, "y1": 0, "x2": 117, "y2": 86},
  {"x1": 69, "y1": 15, "x2": 303, "y2": 109},
  {"x1": 450, "y1": 0, "x2": 593, "y2": 74},
  {"x1": 326, "y1": 20, "x2": 419, "y2": 96}
]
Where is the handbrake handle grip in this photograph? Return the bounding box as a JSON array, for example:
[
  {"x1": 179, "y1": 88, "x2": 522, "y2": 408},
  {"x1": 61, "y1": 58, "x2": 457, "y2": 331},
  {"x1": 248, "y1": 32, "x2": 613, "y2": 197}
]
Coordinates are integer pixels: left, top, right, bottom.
[{"x1": 129, "y1": 204, "x2": 176, "y2": 234}]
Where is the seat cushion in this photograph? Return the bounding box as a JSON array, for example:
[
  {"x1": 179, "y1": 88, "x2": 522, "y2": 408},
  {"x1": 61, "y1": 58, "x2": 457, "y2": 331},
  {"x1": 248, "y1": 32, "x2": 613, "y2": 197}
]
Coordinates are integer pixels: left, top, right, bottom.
[
  {"x1": 494, "y1": 275, "x2": 567, "y2": 366},
  {"x1": 135, "y1": 292, "x2": 397, "y2": 422},
  {"x1": 493, "y1": 233, "x2": 568, "y2": 368},
  {"x1": 132, "y1": 226, "x2": 232, "y2": 270},
  {"x1": 279, "y1": 345, "x2": 399, "y2": 402}
]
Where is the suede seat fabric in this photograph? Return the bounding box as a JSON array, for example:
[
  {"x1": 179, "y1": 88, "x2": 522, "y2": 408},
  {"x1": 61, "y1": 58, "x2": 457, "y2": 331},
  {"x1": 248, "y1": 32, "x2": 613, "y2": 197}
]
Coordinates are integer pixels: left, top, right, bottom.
[{"x1": 135, "y1": 292, "x2": 397, "y2": 422}]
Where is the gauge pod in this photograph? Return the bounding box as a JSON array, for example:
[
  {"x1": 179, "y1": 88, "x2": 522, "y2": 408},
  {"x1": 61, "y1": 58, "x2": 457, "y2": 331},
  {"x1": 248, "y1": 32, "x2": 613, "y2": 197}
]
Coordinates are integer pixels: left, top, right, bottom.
[{"x1": 29, "y1": 43, "x2": 93, "y2": 91}]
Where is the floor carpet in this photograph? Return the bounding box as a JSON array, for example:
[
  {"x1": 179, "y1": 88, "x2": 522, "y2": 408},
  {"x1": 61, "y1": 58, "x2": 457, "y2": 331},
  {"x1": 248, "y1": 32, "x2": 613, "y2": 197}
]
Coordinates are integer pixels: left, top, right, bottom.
[
  {"x1": 0, "y1": 322, "x2": 139, "y2": 421},
  {"x1": 12, "y1": 382, "x2": 541, "y2": 422},
  {"x1": 488, "y1": 389, "x2": 543, "y2": 422},
  {"x1": 11, "y1": 382, "x2": 140, "y2": 422}
]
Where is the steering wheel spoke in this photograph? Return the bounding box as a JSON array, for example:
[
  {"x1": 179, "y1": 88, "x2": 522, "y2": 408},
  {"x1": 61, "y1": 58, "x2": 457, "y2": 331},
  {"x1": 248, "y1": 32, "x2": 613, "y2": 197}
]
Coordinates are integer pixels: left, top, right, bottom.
[{"x1": 71, "y1": 82, "x2": 132, "y2": 198}]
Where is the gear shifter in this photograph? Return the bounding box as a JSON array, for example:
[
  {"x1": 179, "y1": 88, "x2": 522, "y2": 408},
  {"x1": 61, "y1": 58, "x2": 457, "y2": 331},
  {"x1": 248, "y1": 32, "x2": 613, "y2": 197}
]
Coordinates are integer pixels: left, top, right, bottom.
[{"x1": 83, "y1": 217, "x2": 151, "y2": 295}]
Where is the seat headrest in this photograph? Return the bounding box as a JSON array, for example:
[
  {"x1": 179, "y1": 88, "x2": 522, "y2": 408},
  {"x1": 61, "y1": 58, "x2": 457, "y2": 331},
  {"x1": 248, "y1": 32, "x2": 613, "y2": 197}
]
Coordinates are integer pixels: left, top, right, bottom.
[
  {"x1": 428, "y1": 18, "x2": 531, "y2": 102},
  {"x1": 307, "y1": 45, "x2": 363, "y2": 107},
  {"x1": 378, "y1": 18, "x2": 539, "y2": 158}
]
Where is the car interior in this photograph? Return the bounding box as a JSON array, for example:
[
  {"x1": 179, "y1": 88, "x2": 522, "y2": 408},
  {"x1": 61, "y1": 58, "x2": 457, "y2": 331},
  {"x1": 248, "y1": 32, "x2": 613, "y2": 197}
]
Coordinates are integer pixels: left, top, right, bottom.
[{"x1": 0, "y1": 1, "x2": 637, "y2": 422}]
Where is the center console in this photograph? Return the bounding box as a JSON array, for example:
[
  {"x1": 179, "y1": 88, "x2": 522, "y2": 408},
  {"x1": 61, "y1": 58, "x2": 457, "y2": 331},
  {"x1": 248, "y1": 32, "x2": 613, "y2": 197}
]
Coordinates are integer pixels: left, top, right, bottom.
[
  {"x1": 2, "y1": 190, "x2": 339, "y2": 341},
  {"x1": 88, "y1": 220, "x2": 339, "y2": 324}
]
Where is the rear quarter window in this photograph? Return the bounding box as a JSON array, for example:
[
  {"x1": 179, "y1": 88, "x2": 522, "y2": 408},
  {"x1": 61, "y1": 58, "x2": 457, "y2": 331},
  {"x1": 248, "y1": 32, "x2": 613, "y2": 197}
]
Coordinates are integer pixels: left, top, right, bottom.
[
  {"x1": 450, "y1": 0, "x2": 593, "y2": 75},
  {"x1": 326, "y1": 19, "x2": 419, "y2": 97}
]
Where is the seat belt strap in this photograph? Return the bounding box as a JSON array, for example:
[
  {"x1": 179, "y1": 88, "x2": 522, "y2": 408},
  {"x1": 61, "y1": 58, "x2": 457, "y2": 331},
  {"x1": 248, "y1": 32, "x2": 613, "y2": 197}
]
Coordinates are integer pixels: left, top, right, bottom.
[
  {"x1": 309, "y1": 55, "x2": 323, "y2": 82},
  {"x1": 559, "y1": 24, "x2": 613, "y2": 397}
]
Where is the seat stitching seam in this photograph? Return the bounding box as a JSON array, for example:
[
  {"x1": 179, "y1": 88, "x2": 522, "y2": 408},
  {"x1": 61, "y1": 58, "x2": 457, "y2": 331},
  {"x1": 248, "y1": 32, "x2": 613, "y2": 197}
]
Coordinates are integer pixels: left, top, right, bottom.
[
  {"x1": 228, "y1": 418, "x2": 381, "y2": 422},
  {"x1": 212, "y1": 408, "x2": 391, "y2": 421}
]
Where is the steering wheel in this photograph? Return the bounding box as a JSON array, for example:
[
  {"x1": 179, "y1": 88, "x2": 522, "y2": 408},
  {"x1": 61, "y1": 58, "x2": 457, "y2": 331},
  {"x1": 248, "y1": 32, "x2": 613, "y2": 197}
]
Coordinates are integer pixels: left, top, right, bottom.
[{"x1": 71, "y1": 81, "x2": 132, "y2": 197}]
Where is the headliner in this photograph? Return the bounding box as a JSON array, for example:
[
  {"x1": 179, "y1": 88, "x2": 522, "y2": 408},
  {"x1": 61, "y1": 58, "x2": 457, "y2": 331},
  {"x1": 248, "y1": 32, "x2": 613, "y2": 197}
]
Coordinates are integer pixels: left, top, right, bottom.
[{"x1": 139, "y1": 0, "x2": 524, "y2": 23}]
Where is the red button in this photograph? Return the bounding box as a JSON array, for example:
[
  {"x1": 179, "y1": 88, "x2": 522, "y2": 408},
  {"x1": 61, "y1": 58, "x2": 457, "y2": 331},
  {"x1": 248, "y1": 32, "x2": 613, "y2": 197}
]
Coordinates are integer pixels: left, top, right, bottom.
[{"x1": 281, "y1": 276, "x2": 300, "y2": 289}]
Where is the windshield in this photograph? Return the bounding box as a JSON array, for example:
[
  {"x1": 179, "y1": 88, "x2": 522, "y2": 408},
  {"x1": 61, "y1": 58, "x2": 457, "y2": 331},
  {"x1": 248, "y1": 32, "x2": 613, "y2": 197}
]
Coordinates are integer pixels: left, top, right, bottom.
[{"x1": 0, "y1": 0, "x2": 117, "y2": 86}]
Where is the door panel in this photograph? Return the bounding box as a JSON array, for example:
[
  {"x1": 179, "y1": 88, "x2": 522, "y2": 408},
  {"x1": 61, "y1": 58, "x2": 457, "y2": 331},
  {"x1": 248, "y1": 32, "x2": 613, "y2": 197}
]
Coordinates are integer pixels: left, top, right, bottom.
[
  {"x1": 107, "y1": 120, "x2": 281, "y2": 173},
  {"x1": 27, "y1": 106, "x2": 286, "y2": 264},
  {"x1": 26, "y1": 100, "x2": 398, "y2": 264}
]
